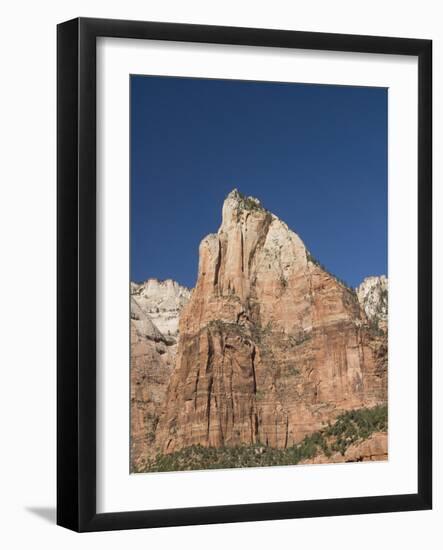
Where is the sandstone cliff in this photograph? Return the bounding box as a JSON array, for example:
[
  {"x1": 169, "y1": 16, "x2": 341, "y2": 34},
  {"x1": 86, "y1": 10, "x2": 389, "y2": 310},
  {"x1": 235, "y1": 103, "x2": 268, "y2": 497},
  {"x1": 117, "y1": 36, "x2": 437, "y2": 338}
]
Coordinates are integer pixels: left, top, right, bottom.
[
  {"x1": 153, "y1": 190, "x2": 388, "y2": 455},
  {"x1": 130, "y1": 279, "x2": 190, "y2": 469}
]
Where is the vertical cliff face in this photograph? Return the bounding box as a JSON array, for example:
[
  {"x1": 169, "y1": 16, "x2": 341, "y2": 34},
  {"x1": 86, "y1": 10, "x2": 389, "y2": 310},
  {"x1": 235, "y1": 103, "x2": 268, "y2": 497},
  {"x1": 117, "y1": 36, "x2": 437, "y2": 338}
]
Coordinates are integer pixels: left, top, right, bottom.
[
  {"x1": 130, "y1": 279, "x2": 190, "y2": 470},
  {"x1": 154, "y1": 191, "x2": 387, "y2": 454}
]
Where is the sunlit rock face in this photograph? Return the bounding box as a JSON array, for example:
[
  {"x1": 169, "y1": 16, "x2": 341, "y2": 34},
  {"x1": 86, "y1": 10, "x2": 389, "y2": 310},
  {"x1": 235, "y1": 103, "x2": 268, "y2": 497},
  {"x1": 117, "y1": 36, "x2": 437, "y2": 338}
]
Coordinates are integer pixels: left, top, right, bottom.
[
  {"x1": 356, "y1": 275, "x2": 388, "y2": 330},
  {"x1": 131, "y1": 278, "x2": 191, "y2": 338},
  {"x1": 130, "y1": 279, "x2": 190, "y2": 470},
  {"x1": 153, "y1": 190, "x2": 388, "y2": 454}
]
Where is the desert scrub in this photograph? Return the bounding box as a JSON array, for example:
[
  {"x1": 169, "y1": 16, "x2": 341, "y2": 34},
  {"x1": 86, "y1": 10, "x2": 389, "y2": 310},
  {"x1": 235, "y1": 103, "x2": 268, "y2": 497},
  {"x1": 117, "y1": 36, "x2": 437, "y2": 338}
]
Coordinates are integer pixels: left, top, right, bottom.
[
  {"x1": 141, "y1": 405, "x2": 387, "y2": 472},
  {"x1": 367, "y1": 321, "x2": 385, "y2": 338},
  {"x1": 232, "y1": 189, "x2": 267, "y2": 213},
  {"x1": 289, "y1": 331, "x2": 311, "y2": 346},
  {"x1": 323, "y1": 405, "x2": 387, "y2": 453},
  {"x1": 286, "y1": 365, "x2": 301, "y2": 376},
  {"x1": 255, "y1": 389, "x2": 266, "y2": 401}
]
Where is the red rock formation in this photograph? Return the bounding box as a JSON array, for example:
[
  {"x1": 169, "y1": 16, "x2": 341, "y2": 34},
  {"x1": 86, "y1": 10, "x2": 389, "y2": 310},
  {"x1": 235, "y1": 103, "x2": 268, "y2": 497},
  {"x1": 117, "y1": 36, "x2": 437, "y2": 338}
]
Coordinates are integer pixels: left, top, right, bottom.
[
  {"x1": 301, "y1": 432, "x2": 388, "y2": 464},
  {"x1": 154, "y1": 190, "x2": 387, "y2": 454}
]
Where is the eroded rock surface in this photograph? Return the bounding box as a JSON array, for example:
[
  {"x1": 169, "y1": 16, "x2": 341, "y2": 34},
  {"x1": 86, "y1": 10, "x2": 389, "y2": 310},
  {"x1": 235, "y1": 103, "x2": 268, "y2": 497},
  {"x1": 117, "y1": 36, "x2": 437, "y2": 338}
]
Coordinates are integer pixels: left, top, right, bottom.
[
  {"x1": 130, "y1": 279, "x2": 190, "y2": 470},
  {"x1": 356, "y1": 275, "x2": 388, "y2": 329},
  {"x1": 153, "y1": 190, "x2": 388, "y2": 455},
  {"x1": 131, "y1": 278, "x2": 191, "y2": 338}
]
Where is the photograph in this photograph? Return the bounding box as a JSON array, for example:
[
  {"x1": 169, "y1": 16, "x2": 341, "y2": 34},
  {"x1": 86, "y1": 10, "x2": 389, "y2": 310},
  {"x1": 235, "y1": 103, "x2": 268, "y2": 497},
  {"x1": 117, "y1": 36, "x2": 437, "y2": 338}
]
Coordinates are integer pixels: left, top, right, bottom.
[
  {"x1": 130, "y1": 75, "x2": 389, "y2": 473},
  {"x1": 0, "y1": 1, "x2": 436, "y2": 544}
]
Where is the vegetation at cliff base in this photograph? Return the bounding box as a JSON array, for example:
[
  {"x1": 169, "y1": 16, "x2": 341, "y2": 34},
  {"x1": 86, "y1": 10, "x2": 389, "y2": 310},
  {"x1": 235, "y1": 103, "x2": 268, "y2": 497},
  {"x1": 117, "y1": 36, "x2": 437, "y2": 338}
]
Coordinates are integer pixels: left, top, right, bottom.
[{"x1": 138, "y1": 405, "x2": 387, "y2": 473}]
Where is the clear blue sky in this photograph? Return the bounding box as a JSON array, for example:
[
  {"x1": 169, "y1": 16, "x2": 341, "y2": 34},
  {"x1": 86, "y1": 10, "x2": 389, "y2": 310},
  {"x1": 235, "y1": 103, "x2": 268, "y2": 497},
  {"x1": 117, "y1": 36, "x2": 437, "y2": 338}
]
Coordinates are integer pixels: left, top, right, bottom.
[{"x1": 131, "y1": 75, "x2": 387, "y2": 289}]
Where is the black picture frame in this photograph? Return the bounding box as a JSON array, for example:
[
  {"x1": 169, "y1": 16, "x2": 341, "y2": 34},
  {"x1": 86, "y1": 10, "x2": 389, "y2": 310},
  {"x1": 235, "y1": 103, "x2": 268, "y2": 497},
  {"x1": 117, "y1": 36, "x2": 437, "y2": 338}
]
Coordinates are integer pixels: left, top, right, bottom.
[{"x1": 57, "y1": 17, "x2": 432, "y2": 532}]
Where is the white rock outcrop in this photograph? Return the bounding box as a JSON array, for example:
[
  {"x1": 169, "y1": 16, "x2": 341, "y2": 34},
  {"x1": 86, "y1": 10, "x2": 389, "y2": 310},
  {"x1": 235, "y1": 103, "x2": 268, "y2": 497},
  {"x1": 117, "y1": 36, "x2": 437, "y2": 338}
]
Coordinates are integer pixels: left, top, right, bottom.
[
  {"x1": 131, "y1": 278, "x2": 191, "y2": 340},
  {"x1": 356, "y1": 275, "x2": 388, "y2": 325}
]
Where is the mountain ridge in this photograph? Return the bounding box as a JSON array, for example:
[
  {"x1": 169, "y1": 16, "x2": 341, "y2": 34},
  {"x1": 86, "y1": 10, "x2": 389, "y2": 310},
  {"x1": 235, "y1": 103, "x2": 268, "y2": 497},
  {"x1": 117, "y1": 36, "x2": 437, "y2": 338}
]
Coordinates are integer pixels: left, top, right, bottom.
[
  {"x1": 142, "y1": 190, "x2": 388, "y2": 462},
  {"x1": 131, "y1": 190, "x2": 388, "y2": 470}
]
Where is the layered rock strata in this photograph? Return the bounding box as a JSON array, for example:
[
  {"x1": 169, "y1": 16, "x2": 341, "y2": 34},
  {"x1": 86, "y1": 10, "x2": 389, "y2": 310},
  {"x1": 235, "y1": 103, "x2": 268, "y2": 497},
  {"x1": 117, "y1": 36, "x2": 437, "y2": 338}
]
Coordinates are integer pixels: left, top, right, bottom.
[{"x1": 154, "y1": 190, "x2": 388, "y2": 454}]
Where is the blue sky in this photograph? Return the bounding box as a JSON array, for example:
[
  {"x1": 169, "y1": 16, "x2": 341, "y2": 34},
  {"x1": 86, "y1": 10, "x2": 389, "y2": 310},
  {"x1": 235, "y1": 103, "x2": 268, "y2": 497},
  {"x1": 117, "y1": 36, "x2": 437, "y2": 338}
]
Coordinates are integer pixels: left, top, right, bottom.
[{"x1": 131, "y1": 75, "x2": 387, "y2": 289}]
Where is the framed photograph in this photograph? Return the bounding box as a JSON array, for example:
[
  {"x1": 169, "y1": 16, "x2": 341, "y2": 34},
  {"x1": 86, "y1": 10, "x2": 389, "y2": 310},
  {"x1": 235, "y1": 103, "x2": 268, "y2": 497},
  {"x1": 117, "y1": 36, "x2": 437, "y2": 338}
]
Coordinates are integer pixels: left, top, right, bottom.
[{"x1": 57, "y1": 17, "x2": 432, "y2": 532}]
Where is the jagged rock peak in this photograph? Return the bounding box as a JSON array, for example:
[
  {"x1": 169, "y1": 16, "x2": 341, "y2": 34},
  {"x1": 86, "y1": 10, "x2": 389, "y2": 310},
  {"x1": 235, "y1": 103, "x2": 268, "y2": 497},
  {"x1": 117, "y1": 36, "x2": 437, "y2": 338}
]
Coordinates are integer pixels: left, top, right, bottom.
[
  {"x1": 226, "y1": 188, "x2": 263, "y2": 208},
  {"x1": 221, "y1": 189, "x2": 268, "y2": 229},
  {"x1": 132, "y1": 277, "x2": 191, "y2": 295},
  {"x1": 357, "y1": 274, "x2": 387, "y2": 287},
  {"x1": 195, "y1": 188, "x2": 309, "y2": 315}
]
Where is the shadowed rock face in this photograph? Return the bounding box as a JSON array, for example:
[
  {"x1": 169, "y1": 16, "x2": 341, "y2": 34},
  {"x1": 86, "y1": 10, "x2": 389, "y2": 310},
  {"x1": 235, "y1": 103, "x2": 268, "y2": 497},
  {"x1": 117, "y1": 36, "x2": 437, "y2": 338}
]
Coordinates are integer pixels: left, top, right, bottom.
[{"x1": 153, "y1": 190, "x2": 388, "y2": 454}]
